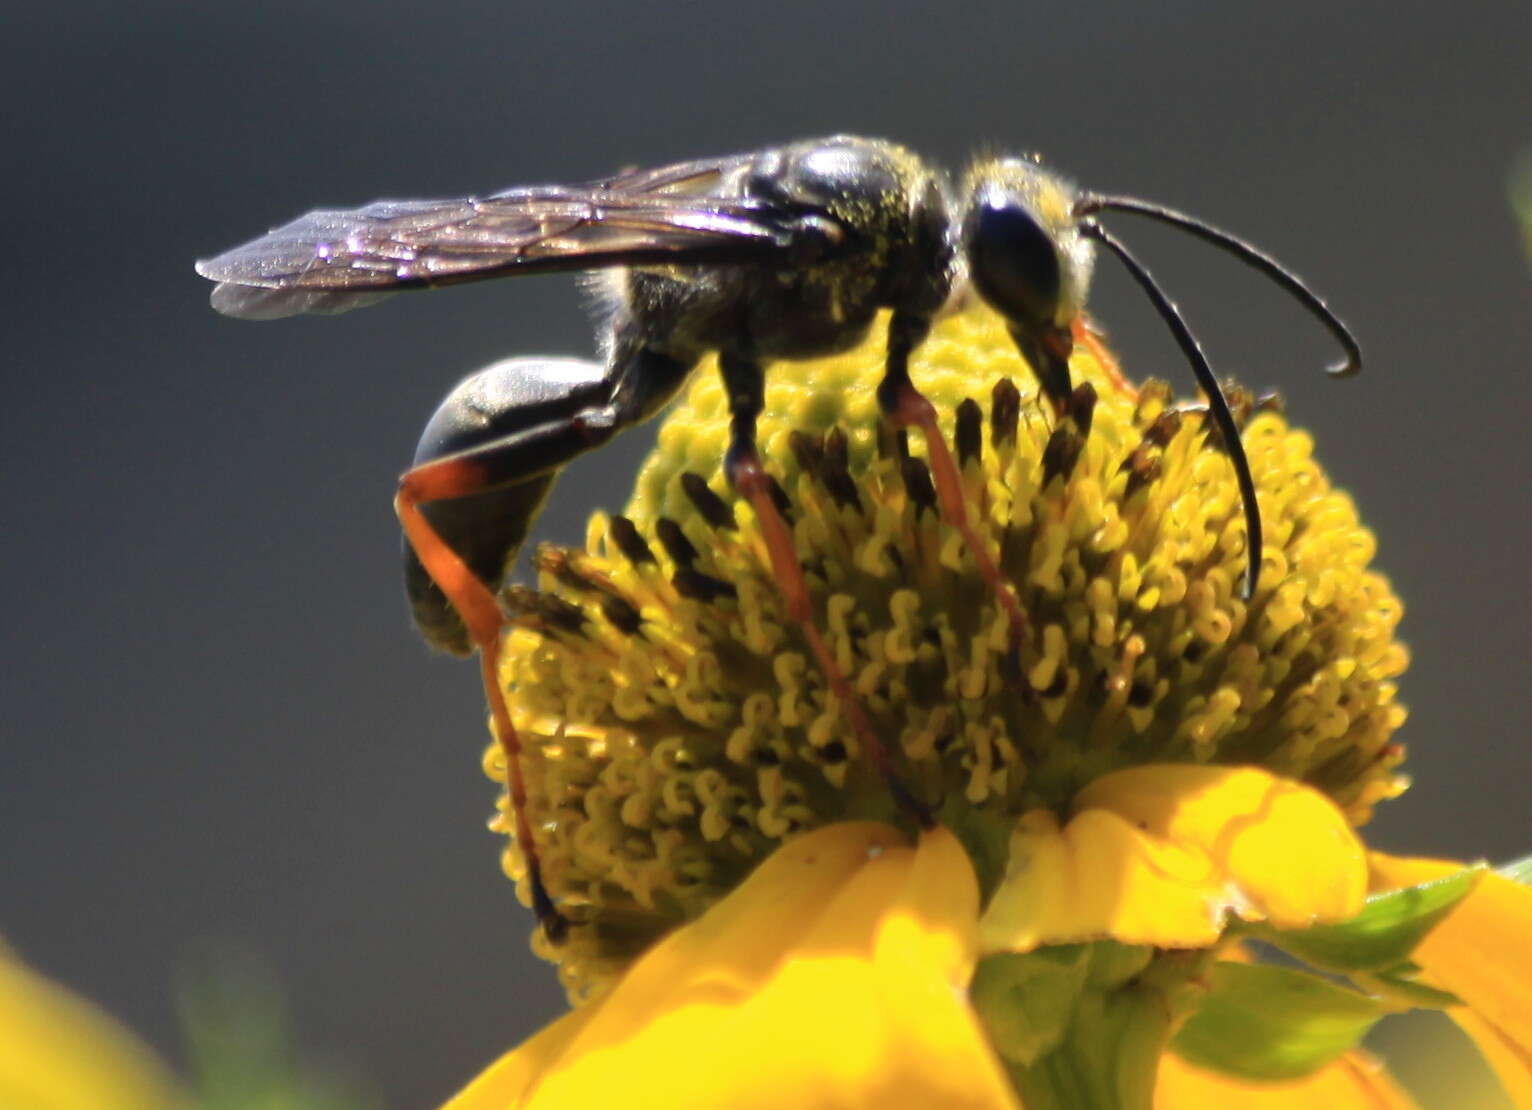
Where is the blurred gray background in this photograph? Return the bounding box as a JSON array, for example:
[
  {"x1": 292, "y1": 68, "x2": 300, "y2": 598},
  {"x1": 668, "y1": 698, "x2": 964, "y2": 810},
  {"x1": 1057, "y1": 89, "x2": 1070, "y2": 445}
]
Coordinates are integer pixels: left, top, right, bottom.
[{"x1": 4, "y1": 1, "x2": 1530, "y2": 1105}]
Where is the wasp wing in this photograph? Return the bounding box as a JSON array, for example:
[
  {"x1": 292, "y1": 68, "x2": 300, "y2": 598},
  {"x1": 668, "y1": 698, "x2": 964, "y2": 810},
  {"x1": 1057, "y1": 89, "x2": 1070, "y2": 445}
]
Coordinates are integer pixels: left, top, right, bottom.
[{"x1": 195, "y1": 155, "x2": 825, "y2": 320}]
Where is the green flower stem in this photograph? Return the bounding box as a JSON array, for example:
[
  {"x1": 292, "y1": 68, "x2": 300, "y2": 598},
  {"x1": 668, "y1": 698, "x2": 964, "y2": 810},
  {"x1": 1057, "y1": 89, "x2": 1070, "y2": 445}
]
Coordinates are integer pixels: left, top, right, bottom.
[{"x1": 981, "y1": 943, "x2": 1212, "y2": 1110}]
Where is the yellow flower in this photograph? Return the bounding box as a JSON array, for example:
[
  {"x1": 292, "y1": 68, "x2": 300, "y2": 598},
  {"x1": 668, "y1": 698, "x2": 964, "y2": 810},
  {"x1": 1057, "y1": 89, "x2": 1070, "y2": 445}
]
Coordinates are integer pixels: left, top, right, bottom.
[
  {"x1": 0, "y1": 942, "x2": 178, "y2": 1110},
  {"x1": 448, "y1": 822, "x2": 1018, "y2": 1110},
  {"x1": 447, "y1": 302, "x2": 1528, "y2": 1107}
]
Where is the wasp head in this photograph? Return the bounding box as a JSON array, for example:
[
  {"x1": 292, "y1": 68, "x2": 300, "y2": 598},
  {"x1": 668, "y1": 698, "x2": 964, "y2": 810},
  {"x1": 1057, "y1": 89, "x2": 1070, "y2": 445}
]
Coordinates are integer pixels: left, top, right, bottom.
[{"x1": 960, "y1": 158, "x2": 1096, "y2": 404}]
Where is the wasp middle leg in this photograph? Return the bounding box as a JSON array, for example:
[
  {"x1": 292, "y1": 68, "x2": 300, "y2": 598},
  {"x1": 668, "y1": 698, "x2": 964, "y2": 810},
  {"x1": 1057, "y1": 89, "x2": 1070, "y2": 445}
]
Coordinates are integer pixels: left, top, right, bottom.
[
  {"x1": 877, "y1": 310, "x2": 1033, "y2": 684},
  {"x1": 718, "y1": 347, "x2": 931, "y2": 825}
]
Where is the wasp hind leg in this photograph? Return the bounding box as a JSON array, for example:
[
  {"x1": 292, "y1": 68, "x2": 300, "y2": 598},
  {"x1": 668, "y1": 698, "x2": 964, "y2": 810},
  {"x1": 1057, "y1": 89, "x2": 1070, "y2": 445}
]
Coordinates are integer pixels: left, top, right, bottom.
[
  {"x1": 396, "y1": 349, "x2": 693, "y2": 942},
  {"x1": 878, "y1": 310, "x2": 1033, "y2": 685},
  {"x1": 718, "y1": 349, "x2": 932, "y2": 827},
  {"x1": 397, "y1": 450, "x2": 571, "y2": 941}
]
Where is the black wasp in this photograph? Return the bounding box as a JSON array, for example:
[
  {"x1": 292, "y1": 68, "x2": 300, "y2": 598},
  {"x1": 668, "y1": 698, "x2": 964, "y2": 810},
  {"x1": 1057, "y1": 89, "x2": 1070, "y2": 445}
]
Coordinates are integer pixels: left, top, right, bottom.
[{"x1": 197, "y1": 135, "x2": 1359, "y2": 937}]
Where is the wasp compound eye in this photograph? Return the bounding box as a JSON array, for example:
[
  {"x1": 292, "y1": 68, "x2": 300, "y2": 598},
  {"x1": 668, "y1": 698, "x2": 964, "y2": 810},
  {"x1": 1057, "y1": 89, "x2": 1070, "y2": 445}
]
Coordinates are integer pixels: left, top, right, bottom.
[{"x1": 965, "y1": 191, "x2": 1061, "y2": 328}]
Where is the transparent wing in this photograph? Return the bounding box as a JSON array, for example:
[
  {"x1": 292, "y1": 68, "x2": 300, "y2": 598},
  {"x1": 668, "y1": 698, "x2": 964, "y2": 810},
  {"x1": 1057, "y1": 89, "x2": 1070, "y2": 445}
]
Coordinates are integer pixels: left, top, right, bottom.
[{"x1": 195, "y1": 154, "x2": 824, "y2": 319}]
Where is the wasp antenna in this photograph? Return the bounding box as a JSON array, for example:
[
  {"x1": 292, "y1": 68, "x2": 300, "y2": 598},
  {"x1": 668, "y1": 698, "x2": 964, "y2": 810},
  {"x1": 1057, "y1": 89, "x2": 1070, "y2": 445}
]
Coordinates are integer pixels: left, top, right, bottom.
[
  {"x1": 1079, "y1": 220, "x2": 1263, "y2": 600},
  {"x1": 1076, "y1": 194, "x2": 1361, "y2": 379}
]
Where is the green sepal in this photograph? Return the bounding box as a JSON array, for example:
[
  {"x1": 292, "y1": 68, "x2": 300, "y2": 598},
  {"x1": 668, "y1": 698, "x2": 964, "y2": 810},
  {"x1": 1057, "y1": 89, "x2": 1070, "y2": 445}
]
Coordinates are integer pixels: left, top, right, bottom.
[
  {"x1": 985, "y1": 945, "x2": 1208, "y2": 1110},
  {"x1": 1252, "y1": 863, "x2": 1483, "y2": 972},
  {"x1": 1499, "y1": 852, "x2": 1532, "y2": 886},
  {"x1": 1352, "y1": 966, "x2": 1463, "y2": 1010},
  {"x1": 970, "y1": 945, "x2": 1093, "y2": 1066},
  {"x1": 1007, "y1": 982, "x2": 1171, "y2": 1110},
  {"x1": 1170, "y1": 961, "x2": 1388, "y2": 1081}
]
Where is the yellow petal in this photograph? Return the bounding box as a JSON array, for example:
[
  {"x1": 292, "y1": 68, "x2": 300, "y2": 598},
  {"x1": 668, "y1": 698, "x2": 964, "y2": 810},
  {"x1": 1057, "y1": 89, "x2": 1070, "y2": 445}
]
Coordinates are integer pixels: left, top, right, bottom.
[
  {"x1": 981, "y1": 765, "x2": 1367, "y2": 952},
  {"x1": 446, "y1": 822, "x2": 1019, "y2": 1110},
  {"x1": 1370, "y1": 853, "x2": 1532, "y2": 1102},
  {"x1": 1447, "y1": 1008, "x2": 1532, "y2": 1107},
  {"x1": 980, "y1": 807, "x2": 1232, "y2": 950},
  {"x1": 1080, "y1": 765, "x2": 1368, "y2": 927},
  {"x1": 0, "y1": 944, "x2": 178, "y2": 1110},
  {"x1": 1155, "y1": 1049, "x2": 1416, "y2": 1109},
  {"x1": 442, "y1": 1007, "x2": 596, "y2": 1110}
]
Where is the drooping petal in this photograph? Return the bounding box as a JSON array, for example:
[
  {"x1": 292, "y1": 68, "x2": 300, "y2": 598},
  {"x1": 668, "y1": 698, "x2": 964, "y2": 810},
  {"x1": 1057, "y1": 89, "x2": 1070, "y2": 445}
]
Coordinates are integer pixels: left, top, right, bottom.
[
  {"x1": 0, "y1": 944, "x2": 178, "y2": 1110},
  {"x1": 1446, "y1": 1008, "x2": 1532, "y2": 1107},
  {"x1": 444, "y1": 822, "x2": 1018, "y2": 1110},
  {"x1": 1370, "y1": 853, "x2": 1532, "y2": 1101},
  {"x1": 1155, "y1": 1049, "x2": 1415, "y2": 1108},
  {"x1": 981, "y1": 765, "x2": 1367, "y2": 952},
  {"x1": 442, "y1": 1008, "x2": 595, "y2": 1110}
]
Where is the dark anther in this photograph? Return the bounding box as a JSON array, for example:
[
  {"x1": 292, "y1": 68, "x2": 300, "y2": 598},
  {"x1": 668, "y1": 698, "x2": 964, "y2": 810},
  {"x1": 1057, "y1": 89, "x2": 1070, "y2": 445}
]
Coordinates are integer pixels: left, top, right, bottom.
[
  {"x1": 752, "y1": 746, "x2": 781, "y2": 767},
  {"x1": 822, "y1": 466, "x2": 862, "y2": 513},
  {"x1": 1220, "y1": 381, "x2": 1256, "y2": 428},
  {"x1": 500, "y1": 584, "x2": 537, "y2": 618},
  {"x1": 608, "y1": 515, "x2": 657, "y2": 566},
  {"x1": 955, "y1": 398, "x2": 983, "y2": 466},
  {"x1": 1067, "y1": 382, "x2": 1097, "y2": 438},
  {"x1": 991, "y1": 378, "x2": 1020, "y2": 448},
  {"x1": 1182, "y1": 640, "x2": 1207, "y2": 664},
  {"x1": 1121, "y1": 447, "x2": 1162, "y2": 500},
  {"x1": 672, "y1": 568, "x2": 738, "y2": 602},
  {"x1": 818, "y1": 433, "x2": 862, "y2": 512},
  {"x1": 535, "y1": 594, "x2": 586, "y2": 635},
  {"x1": 601, "y1": 594, "x2": 644, "y2": 635},
  {"x1": 504, "y1": 587, "x2": 585, "y2": 634},
  {"x1": 789, "y1": 429, "x2": 825, "y2": 474},
  {"x1": 1042, "y1": 427, "x2": 1083, "y2": 485},
  {"x1": 1127, "y1": 680, "x2": 1155, "y2": 708},
  {"x1": 681, "y1": 472, "x2": 737, "y2": 530},
  {"x1": 878, "y1": 422, "x2": 911, "y2": 463},
  {"x1": 1199, "y1": 409, "x2": 1232, "y2": 454},
  {"x1": 655, "y1": 517, "x2": 698, "y2": 568},
  {"x1": 1142, "y1": 409, "x2": 1183, "y2": 448},
  {"x1": 537, "y1": 545, "x2": 596, "y2": 593},
  {"x1": 824, "y1": 427, "x2": 850, "y2": 470},
  {"x1": 533, "y1": 544, "x2": 562, "y2": 574},
  {"x1": 901, "y1": 456, "x2": 937, "y2": 514}
]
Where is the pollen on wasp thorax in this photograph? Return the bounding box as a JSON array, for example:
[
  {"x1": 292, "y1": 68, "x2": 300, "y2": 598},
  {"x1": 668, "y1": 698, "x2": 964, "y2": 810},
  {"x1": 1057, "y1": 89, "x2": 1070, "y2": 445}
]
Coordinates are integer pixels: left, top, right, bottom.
[{"x1": 483, "y1": 305, "x2": 1408, "y2": 1002}]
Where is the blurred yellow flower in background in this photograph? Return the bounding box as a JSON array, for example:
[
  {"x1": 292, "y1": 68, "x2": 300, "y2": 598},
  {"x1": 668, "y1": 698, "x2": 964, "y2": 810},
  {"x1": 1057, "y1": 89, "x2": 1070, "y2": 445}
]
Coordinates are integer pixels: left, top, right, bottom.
[{"x1": 0, "y1": 942, "x2": 177, "y2": 1110}]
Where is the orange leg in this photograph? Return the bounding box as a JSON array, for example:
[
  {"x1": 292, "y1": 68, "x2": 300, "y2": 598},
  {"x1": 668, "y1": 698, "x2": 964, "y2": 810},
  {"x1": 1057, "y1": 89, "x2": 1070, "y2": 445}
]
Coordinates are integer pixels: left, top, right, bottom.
[
  {"x1": 885, "y1": 384, "x2": 1030, "y2": 679},
  {"x1": 397, "y1": 455, "x2": 568, "y2": 941},
  {"x1": 729, "y1": 454, "x2": 930, "y2": 823},
  {"x1": 720, "y1": 346, "x2": 929, "y2": 825},
  {"x1": 1075, "y1": 316, "x2": 1136, "y2": 399}
]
